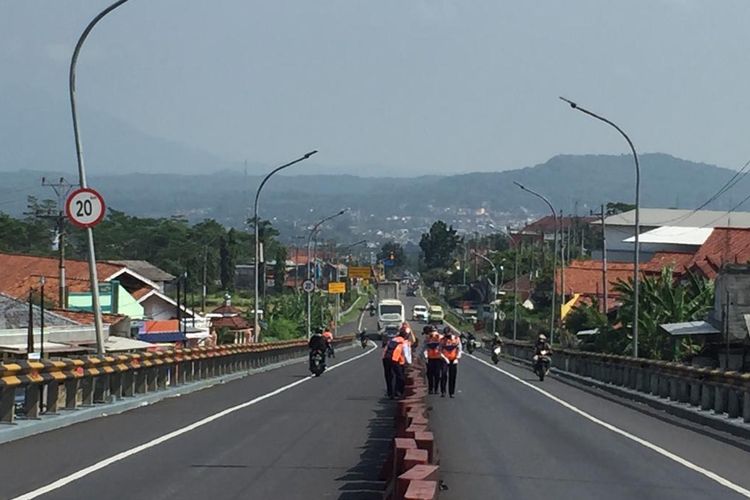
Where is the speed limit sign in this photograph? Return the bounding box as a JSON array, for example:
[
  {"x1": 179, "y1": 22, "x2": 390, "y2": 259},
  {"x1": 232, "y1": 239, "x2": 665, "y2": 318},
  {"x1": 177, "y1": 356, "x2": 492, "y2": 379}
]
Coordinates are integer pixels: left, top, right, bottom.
[
  {"x1": 302, "y1": 279, "x2": 315, "y2": 293},
  {"x1": 66, "y1": 188, "x2": 106, "y2": 229}
]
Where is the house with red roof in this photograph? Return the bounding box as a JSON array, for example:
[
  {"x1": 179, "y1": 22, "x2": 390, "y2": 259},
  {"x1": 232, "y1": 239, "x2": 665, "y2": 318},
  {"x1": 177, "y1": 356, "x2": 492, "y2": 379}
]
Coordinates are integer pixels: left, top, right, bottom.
[{"x1": 0, "y1": 252, "x2": 194, "y2": 322}]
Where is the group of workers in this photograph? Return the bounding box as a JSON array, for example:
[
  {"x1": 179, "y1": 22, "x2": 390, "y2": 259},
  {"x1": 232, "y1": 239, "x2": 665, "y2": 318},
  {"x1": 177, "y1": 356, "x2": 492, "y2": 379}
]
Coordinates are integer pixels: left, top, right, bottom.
[{"x1": 381, "y1": 322, "x2": 462, "y2": 399}]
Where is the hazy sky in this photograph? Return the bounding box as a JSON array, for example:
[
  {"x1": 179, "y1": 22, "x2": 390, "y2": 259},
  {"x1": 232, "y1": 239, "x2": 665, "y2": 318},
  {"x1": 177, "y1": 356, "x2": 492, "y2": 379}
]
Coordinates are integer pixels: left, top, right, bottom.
[{"x1": 3, "y1": 0, "x2": 750, "y2": 175}]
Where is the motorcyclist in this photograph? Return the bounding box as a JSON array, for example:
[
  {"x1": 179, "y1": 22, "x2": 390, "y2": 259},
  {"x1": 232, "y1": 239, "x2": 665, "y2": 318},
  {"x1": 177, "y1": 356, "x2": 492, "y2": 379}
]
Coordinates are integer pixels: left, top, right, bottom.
[
  {"x1": 533, "y1": 334, "x2": 552, "y2": 357},
  {"x1": 308, "y1": 329, "x2": 327, "y2": 371},
  {"x1": 359, "y1": 328, "x2": 368, "y2": 347},
  {"x1": 492, "y1": 332, "x2": 504, "y2": 349},
  {"x1": 322, "y1": 327, "x2": 335, "y2": 358}
]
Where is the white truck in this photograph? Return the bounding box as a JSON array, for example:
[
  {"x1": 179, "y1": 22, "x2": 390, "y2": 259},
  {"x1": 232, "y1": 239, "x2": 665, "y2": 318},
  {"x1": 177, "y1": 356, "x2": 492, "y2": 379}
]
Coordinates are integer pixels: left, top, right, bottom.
[
  {"x1": 377, "y1": 281, "x2": 400, "y2": 300},
  {"x1": 377, "y1": 298, "x2": 405, "y2": 343}
]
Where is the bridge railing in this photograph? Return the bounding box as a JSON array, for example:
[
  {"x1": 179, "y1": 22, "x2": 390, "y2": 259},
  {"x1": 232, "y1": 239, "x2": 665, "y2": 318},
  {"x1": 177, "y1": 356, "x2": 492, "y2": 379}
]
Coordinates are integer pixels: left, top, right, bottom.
[
  {"x1": 496, "y1": 339, "x2": 750, "y2": 424},
  {"x1": 0, "y1": 336, "x2": 354, "y2": 424}
]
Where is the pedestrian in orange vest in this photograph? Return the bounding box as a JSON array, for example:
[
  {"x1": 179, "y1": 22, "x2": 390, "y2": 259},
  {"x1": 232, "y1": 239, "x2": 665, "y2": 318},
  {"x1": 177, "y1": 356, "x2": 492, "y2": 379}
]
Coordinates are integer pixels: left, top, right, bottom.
[
  {"x1": 382, "y1": 326, "x2": 412, "y2": 399},
  {"x1": 423, "y1": 325, "x2": 443, "y2": 394},
  {"x1": 439, "y1": 326, "x2": 462, "y2": 398}
]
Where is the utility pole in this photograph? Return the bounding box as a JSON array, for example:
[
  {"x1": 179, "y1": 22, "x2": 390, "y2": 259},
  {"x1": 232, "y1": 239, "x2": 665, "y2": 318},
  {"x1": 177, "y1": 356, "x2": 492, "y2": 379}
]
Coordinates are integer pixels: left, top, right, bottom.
[
  {"x1": 202, "y1": 246, "x2": 208, "y2": 315},
  {"x1": 601, "y1": 204, "x2": 608, "y2": 315},
  {"x1": 37, "y1": 177, "x2": 77, "y2": 308}
]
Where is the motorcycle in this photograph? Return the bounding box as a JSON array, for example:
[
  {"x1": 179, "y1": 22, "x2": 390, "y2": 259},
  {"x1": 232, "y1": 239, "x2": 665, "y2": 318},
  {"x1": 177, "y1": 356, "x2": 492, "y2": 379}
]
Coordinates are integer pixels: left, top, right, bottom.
[
  {"x1": 533, "y1": 350, "x2": 551, "y2": 381},
  {"x1": 461, "y1": 332, "x2": 477, "y2": 354},
  {"x1": 309, "y1": 349, "x2": 326, "y2": 377},
  {"x1": 491, "y1": 343, "x2": 502, "y2": 364}
]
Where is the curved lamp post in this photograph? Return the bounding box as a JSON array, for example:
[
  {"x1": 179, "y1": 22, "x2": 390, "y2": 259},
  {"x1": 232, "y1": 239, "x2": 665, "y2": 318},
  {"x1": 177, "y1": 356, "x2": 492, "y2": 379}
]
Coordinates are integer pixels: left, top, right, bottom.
[
  {"x1": 305, "y1": 209, "x2": 348, "y2": 337},
  {"x1": 253, "y1": 150, "x2": 317, "y2": 342},
  {"x1": 472, "y1": 251, "x2": 499, "y2": 335},
  {"x1": 560, "y1": 97, "x2": 641, "y2": 357},
  {"x1": 70, "y1": 0, "x2": 132, "y2": 354},
  {"x1": 514, "y1": 181, "x2": 558, "y2": 344}
]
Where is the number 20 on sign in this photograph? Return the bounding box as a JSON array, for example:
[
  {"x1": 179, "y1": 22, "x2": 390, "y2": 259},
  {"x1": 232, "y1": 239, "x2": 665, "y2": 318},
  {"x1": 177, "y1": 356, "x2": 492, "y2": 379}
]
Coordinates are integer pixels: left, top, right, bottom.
[{"x1": 66, "y1": 188, "x2": 106, "y2": 229}]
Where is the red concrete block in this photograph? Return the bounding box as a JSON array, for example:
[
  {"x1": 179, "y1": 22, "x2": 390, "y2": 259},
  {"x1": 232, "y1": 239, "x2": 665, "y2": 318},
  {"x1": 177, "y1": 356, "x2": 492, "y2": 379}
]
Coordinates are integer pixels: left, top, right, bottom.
[
  {"x1": 408, "y1": 414, "x2": 429, "y2": 427},
  {"x1": 394, "y1": 438, "x2": 418, "y2": 475},
  {"x1": 403, "y1": 448, "x2": 429, "y2": 470},
  {"x1": 397, "y1": 465, "x2": 439, "y2": 499},
  {"x1": 414, "y1": 431, "x2": 436, "y2": 463},
  {"x1": 404, "y1": 480, "x2": 438, "y2": 500},
  {"x1": 400, "y1": 424, "x2": 428, "y2": 439}
]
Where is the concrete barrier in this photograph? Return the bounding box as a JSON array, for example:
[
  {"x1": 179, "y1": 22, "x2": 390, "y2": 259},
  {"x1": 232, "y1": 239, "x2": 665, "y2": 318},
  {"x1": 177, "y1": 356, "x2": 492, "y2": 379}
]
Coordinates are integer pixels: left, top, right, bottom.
[
  {"x1": 496, "y1": 338, "x2": 750, "y2": 427},
  {"x1": 384, "y1": 358, "x2": 440, "y2": 500},
  {"x1": 0, "y1": 336, "x2": 354, "y2": 425}
]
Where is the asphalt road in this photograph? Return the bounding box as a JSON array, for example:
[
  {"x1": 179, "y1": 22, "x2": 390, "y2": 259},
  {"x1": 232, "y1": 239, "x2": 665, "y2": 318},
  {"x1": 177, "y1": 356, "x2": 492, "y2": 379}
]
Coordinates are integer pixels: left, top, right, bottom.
[
  {"x1": 0, "y1": 312, "x2": 393, "y2": 500},
  {"x1": 399, "y1": 291, "x2": 750, "y2": 500},
  {"x1": 5, "y1": 289, "x2": 749, "y2": 500}
]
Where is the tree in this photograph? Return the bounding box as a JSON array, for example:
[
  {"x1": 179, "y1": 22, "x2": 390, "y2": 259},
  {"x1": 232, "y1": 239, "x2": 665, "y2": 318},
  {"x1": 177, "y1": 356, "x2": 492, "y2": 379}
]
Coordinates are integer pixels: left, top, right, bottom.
[
  {"x1": 613, "y1": 268, "x2": 714, "y2": 359},
  {"x1": 419, "y1": 220, "x2": 461, "y2": 270},
  {"x1": 606, "y1": 202, "x2": 636, "y2": 216},
  {"x1": 219, "y1": 229, "x2": 238, "y2": 291},
  {"x1": 273, "y1": 246, "x2": 288, "y2": 292}
]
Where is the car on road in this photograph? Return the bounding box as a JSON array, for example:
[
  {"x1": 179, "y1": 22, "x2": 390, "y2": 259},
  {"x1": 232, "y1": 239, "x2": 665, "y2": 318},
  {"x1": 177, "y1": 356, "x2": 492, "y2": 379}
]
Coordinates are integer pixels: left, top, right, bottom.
[
  {"x1": 412, "y1": 304, "x2": 429, "y2": 322},
  {"x1": 428, "y1": 305, "x2": 445, "y2": 324}
]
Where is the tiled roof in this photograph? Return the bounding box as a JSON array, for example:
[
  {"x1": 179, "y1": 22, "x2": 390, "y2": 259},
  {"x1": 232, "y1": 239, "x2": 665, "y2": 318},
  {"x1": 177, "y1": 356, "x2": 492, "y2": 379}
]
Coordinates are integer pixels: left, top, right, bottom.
[
  {"x1": 0, "y1": 253, "x2": 124, "y2": 307},
  {"x1": 107, "y1": 260, "x2": 175, "y2": 282},
  {"x1": 522, "y1": 215, "x2": 596, "y2": 234},
  {"x1": 131, "y1": 286, "x2": 154, "y2": 300},
  {"x1": 641, "y1": 251, "x2": 694, "y2": 273},
  {"x1": 556, "y1": 260, "x2": 636, "y2": 298},
  {"x1": 211, "y1": 315, "x2": 251, "y2": 330},
  {"x1": 49, "y1": 308, "x2": 128, "y2": 326},
  {"x1": 688, "y1": 228, "x2": 750, "y2": 279},
  {"x1": 211, "y1": 303, "x2": 244, "y2": 316}
]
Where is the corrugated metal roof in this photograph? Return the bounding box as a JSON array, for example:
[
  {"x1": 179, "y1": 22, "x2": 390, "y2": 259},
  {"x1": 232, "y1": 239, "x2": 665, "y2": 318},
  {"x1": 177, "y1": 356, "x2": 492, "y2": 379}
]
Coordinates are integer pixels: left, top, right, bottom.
[
  {"x1": 659, "y1": 321, "x2": 720, "y2": 336},
  {"x1": 623, "y1": 226, "x2": 713, "y2": 245},
  {"x1": 596, "y1": 209, "x2": 750, "y2": 228}
]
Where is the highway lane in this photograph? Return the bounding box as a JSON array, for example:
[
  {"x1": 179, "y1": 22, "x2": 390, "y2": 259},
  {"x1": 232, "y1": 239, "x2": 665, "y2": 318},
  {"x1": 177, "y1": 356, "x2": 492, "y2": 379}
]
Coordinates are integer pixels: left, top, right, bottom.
[
  {"x1": 0, "y1": 312, "x2": 393, "y2": 500},
  {"x1": 399, "y1": 292, "x2": 750, "y2": 499},
  {"x1": 431, "y1": 354, "x2": 750, "y2": 499}
]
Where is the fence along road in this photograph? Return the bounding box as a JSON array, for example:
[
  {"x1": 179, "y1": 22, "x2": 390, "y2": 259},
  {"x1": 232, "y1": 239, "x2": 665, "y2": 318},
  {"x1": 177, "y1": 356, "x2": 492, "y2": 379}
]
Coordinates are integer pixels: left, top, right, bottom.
[
  {"x1": 0, "y1": 313, "x2": 393, "y2": 500},
  {"x1": 402, "y1": 292, "x2": 750, "y2": 500}
]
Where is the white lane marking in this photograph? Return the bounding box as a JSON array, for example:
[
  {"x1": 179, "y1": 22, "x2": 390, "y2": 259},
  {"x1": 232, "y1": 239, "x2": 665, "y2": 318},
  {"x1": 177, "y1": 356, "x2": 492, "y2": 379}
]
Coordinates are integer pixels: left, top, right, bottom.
[
  {"x1": 12, "y1": 346, "x2": 376, "y2": 500},
  {"x1": 468, "y1": 353, "x2": 750, "y2": 498}
]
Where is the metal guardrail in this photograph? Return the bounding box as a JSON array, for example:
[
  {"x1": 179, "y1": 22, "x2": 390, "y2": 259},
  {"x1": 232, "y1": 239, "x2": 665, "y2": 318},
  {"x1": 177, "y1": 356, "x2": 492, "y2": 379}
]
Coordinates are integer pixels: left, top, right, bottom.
[
  {"x1": 0, "y1": 336, "x2": 354, "y2": 424},
  {"x1": 498, "y1": 339, "x2": 750, "y2": 424}
]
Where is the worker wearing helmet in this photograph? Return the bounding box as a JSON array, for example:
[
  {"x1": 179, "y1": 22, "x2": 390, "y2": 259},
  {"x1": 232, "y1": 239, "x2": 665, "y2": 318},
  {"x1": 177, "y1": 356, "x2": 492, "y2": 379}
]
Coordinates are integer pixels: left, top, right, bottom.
[
  {"x1": 439, "y1": 326, "x2": 462, "y2": 398},
  {"x1": 382, "y1": 326, "x2": 412, "y2": 399},
  {"x1": 423, "y1": 325, "x2": 443, "y2": 394}
]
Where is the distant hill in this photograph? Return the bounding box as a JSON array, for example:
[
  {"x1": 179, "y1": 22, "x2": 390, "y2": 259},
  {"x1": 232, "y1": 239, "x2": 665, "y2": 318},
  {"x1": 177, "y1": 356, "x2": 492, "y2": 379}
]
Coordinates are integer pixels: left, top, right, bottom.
[{"x1": 1, "y1": 154, "x2": 747, "y2": 236}]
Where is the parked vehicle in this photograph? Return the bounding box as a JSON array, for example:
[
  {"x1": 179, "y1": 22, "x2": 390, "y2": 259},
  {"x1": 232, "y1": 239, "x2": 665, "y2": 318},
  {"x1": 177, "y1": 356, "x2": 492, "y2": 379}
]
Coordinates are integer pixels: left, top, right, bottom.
[
  {"x1": 533, "y1": 350, "x2": 551, "y2": 381},
  {"x1": 412, "y1": 304, "x2": 429, "y2": 322},
  {"x1": 428, "y1": 305, "x2": 444, "y2": 324}
]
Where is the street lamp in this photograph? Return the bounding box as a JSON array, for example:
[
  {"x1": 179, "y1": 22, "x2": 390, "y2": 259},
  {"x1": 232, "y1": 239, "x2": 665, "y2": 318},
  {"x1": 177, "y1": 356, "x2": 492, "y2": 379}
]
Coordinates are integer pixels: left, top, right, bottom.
[
  {"x1": 69, "y1": 0, "x2": 132, "y2": 354},
  {"x1": 514, "y1": 181, "x2": 558, "y2": 344},
  {"x1": 253, "y1": 150, "x2": 317, "y2": 342},
  {"x1": 471, "y1": 251, "x2": 499, "y2": 335},
  {"x1": 306, "y1": 209, "x2": 348, "y2": 337},
  {"x1": 560, "y1": 97, "x2": 641, "y2": 357}
]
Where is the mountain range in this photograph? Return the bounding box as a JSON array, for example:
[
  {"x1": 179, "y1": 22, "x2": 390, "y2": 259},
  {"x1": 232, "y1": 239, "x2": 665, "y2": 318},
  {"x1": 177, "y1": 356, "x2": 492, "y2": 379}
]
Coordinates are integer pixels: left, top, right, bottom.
[{"x1": 1, "y1": 153, "x2": 747, "y2": 233}]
